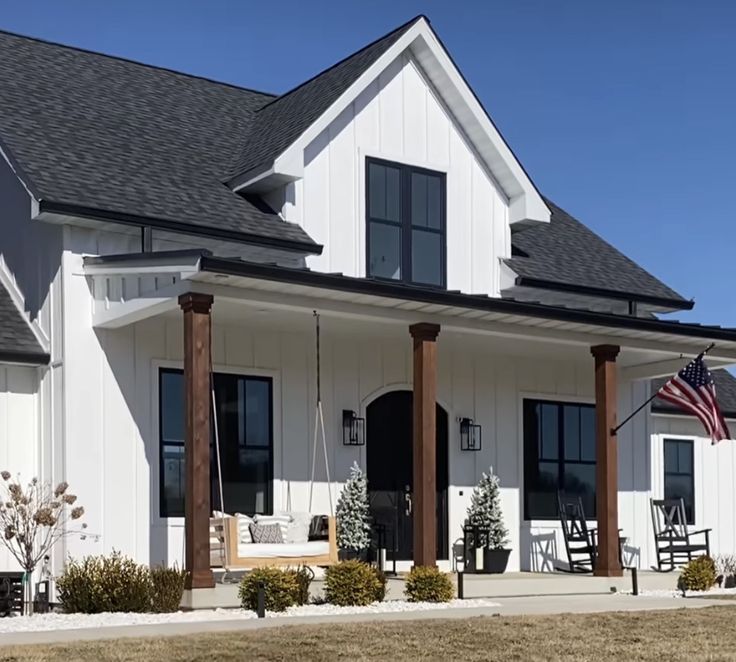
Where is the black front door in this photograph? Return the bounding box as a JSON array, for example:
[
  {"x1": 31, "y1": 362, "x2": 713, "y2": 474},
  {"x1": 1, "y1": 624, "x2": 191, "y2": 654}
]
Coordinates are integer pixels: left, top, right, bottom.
[{"x1": 366, "y1": 391, "x2": 448, "y2": 561}]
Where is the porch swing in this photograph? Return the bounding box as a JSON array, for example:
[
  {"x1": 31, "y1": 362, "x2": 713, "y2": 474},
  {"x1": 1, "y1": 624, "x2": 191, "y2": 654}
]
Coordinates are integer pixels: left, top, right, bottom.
[{"x1": 209, "y1": 311, "x2": 337, "y2": 570}]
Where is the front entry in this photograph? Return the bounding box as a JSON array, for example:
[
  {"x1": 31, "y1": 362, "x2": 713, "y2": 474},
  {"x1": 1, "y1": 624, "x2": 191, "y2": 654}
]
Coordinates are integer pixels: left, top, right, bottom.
[{"x1": 366, "y1": 391, "x2": 448, "y2": 561}]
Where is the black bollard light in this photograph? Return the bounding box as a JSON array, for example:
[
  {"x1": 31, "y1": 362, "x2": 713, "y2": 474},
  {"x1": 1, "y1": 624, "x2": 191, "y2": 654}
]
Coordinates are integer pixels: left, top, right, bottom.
[{"x1": 257, "y1": 581, "x2": 266, "y2": 618}]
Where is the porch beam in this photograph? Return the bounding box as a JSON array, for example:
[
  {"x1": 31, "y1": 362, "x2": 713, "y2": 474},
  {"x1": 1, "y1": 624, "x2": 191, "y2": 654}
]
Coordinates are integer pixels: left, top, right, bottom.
[
  {"x1": 410, "y1": 322, "x2": 440, "y2": 568},
  {"x1": 591, "y1": 344, "x2": 622, "y2": 577},
  {"x1": 179, "y1": 292, "x2": 215, "y2": 592}
]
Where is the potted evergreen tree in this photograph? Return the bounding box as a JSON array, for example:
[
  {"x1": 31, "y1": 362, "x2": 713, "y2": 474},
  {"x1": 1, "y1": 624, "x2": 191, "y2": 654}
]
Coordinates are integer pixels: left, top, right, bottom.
[
  {"x1": 335, "y1": 462, "x2": 371, "y2": 561},
  {"x1": 465, "y1": 467, "x2": 510, "y2": 573}
]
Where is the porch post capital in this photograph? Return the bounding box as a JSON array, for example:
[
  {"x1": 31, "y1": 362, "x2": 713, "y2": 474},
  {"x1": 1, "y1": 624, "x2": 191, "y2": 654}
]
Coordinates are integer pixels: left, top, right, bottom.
[
  {"x1": 409, "y1": 323, "x2": 441, "y2": 342},
  {"x1": 590, "y1": 344, "x2": 620, "y2": 363},
  {"x1": 178, "y1": 292, "x2": 214, "y2": 315}
]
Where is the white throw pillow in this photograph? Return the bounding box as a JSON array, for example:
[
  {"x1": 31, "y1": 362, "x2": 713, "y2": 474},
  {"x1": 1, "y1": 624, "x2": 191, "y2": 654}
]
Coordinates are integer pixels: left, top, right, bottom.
[
  {"x1": 234, "y1": 514, "x2": 254, "y2": 544},
  {"x1": 254, "y1": 514, "x2": 292, "y2": 540},
  {"x1": 279, "y1": 511, "x2": 312, "y2": 544}
]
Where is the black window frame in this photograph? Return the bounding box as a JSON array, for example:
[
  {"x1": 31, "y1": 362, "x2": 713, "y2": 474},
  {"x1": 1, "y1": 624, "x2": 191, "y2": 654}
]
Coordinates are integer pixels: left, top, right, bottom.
[
  {"x1": 158, "y1": 367, "x2": 274, "y2": 519},
  {"x1": 523, "y1": 398, "x2": 597, "y2": 521},
  {"x1": 365, "y1": 157, "x2": 447, "y2": 288},
  {"x1": 663, "y1": 438, "x2": 695, "y2": 525}
]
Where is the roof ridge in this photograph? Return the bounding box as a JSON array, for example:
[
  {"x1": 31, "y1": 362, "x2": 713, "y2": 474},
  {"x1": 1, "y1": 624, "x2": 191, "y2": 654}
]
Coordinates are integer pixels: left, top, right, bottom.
[
  {"x1": 0, "y1": 27, "x2": 277, "y2": 98},
  {"x1": 255, "y1": 14, "x2": 427, "y2": 113}
]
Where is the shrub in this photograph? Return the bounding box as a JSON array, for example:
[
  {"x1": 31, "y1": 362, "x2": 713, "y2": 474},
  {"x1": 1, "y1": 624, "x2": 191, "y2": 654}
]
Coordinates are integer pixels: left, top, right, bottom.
[
  {"x1": 288, "y1": 566, "x2": 313, "y2": 606},
  {"x1": 678, "y1": 556, "x2": 717, "y2": 592},
  {"x1": 56, "y1": 552, "x2": 152, "y2": 613},
  {"x1": 238, "y1": 567, "x2": 299, "y2": 613},
  {"x1": 404, "y1": 566, "x2": 454, "y2": 603},
  {"x1": 324, "y1": 560, "x2": 383, "y2": 606},
  {"x1": 151, "y1": 564, "x2": 187, "y2": 613}
]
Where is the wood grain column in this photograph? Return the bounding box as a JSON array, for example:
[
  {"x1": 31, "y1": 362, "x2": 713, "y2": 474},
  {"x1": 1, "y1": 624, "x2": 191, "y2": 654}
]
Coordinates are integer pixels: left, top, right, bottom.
[
  {"x1": 590, "y1": 344, "x2": 622, "y2": 577},
  {"x1": 179, "y1": 292, "x2": 215, "y2": 590},
  {"x1": 410, "y1": 322, "x2": 440, "y2": 568}
]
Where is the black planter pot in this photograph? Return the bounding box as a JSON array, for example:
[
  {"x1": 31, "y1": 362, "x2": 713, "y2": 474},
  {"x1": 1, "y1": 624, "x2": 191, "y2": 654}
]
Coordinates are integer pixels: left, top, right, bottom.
[
  {"x1": 483, "y1": 548, "x2": 511, "y2": 574},
  {"x1": 338, "y1": 549, "x2": 368, "y2": 562}
]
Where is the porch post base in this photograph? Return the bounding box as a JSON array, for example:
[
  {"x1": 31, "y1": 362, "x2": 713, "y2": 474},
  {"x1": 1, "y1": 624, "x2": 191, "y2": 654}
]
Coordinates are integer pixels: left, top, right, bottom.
[
  {"x1": 180, "y1": 587, "x2": 223, "y2": 611},
  {"x1": 593, "y1": 567, "x2": 623, "y2": 578},
  {"x1": 185, "y1": 568, "x2": 216, "y2": 591}
]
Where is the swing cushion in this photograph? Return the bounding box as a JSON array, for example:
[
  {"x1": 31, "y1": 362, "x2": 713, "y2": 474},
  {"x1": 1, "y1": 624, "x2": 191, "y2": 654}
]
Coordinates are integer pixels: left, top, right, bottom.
[
  {"x1": 277, "y1": 511, "x2": 312, "y2": 544},
  {"x1": 249, "y1": 522, "x2": 284, "y2": 544},
  {"x1": 234, "y1": 514, "x2": 255, "y2": 544},
  {"x1": 254, "y1": 514, "x2": 292, "y2": 539}
]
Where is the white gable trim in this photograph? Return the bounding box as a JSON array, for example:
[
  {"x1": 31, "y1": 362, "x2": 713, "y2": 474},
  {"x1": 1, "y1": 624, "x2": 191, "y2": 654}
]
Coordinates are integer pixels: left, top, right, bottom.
[
  {"x1": 237, "y1": 18, "x2": 549, "y2": 226},
  {"x1": 0, "y1": 256, "x2": 50, "y2": 353}
]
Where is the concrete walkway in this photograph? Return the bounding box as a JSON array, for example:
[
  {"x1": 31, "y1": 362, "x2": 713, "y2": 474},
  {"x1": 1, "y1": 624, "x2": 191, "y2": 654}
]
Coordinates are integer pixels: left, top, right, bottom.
[{"x1": 2, "y1": 593, "x2": 732, "y2": 647}]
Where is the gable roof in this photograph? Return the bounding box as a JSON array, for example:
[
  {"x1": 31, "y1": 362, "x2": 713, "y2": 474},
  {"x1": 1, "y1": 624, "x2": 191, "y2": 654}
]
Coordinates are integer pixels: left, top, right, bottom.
[
  {"x1": 652, "y1": 369, "x2": 736, "y2": 419},
  {"x1": 228, "y1": 16, "x2": 420, "y2": 183},
  {"x1": 505, "y1": 199, "x2": 691, "y2": 310},
  {"x1": 0, "y1": 281, "x2": 48, "y2": 365},
  {"x1": 0, "y1": 30, "x2": 319, "y2": 252}
]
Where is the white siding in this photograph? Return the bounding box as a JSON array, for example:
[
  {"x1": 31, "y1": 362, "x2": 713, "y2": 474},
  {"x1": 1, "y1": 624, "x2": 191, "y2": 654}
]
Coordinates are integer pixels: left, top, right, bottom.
[
  {"x1": 0, "y1": 366, "x2": 40, "y2": 571},
  {"x1": 284, "y1": 52, "x2": 509, "y2": 297}
]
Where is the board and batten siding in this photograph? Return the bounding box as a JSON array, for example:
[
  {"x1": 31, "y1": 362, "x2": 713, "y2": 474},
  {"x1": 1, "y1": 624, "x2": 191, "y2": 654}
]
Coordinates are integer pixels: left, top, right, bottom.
[
  {"x1": 0, "y1": 366, "x2": 41, "y2": 572},
  {"x1": 266, "y1": 52, "x2": 510, "y2": 298}
]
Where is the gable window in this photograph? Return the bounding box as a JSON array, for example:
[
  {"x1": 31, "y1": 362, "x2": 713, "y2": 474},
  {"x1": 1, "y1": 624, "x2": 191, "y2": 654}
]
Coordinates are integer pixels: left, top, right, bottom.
[
  {"x1": 366, "y1": 158, "x2": 446, "y2": 287},
  {"x1": 663, "y1": 438, "x2": 695, "y2": 524},
  {"x1": 158, "y1": 368, "x2": 273, "y2": 518},
  {"x1": 523, "y1": 399, "x2": 596, "y2": 520}
]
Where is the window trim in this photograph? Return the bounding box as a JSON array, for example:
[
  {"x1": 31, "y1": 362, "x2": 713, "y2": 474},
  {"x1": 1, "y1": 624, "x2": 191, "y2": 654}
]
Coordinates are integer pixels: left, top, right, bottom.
[
  {"x1": 522, "y1": 397, "x2": 597, "y2": 522},
  {"x1": 154, "y1": 363, "x2": 277, "y2": 522},
  {"x1": 663, "y1": 437, "x2": 695, "y2": 525},
  {"x1": 365, "y1": 156, "x2": 447, "y2": 288}
]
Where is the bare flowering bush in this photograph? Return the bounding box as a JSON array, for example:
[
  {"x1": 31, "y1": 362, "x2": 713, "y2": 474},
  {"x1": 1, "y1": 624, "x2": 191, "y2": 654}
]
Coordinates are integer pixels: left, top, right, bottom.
[{"x1": 0, "y1": 472, "x2": 86, "y2": 582}]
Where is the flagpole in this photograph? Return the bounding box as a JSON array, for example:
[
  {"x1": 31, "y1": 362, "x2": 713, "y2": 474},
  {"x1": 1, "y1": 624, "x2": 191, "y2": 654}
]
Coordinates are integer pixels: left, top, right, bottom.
[{"x1": 611, "y1": 343, "x2": 715, "y2": 436}]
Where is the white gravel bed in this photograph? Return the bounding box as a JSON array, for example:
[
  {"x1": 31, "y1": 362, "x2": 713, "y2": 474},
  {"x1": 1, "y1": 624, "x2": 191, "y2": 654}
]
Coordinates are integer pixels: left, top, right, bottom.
[
  {"x1": 0, "y1": 599, "x2": 501, "y2": 633},
  {"x1": 618, "y1": 587, "x2": 736, "y2": 598}
]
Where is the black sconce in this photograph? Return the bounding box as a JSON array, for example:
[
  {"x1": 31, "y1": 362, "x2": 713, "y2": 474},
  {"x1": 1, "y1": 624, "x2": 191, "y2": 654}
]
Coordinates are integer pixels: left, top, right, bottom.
[
  {"x1": 460, "y1": 417, "x2": 481, "y2": 451},
  {"x1": 342, "y1": 410, "x2": 365, "y2": 446}
]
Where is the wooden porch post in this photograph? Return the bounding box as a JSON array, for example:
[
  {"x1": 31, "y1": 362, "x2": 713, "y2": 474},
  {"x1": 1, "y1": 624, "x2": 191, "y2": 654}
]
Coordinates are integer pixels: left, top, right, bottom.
[
  {"x1": 410, "y1": 322, "x2": 440, "y2": 568},
  {"x1": 590, "y1": 344, "x2": 622, "y2": 577},
  {"x1": 179, "y1": 292, "x2": 215, "y2": 591}
]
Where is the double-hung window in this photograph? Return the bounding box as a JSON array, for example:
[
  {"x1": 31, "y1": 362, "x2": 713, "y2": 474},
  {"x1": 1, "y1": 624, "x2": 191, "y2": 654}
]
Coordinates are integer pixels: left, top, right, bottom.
[
  {"x1": 663, "y1": 438, "x2": 695, "y2": 524},
  {"x1": 523, "y1": 399, "x2": 597, "y2": 520},
  {"x1": 158, "y1": 368, "x2": 273, "y2": 518},
  {"x1": 366, "y1": 158, "x2": 446, "y2": 287}
]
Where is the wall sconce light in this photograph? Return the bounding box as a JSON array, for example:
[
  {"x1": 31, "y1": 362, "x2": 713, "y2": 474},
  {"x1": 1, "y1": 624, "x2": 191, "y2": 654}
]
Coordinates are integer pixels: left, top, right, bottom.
[
  {"x1": 460, "y1": 417, "x2": 481, "y2": 451},
  {"x1": 342, "y1": 410, "x2": 365, "y2": 446}
]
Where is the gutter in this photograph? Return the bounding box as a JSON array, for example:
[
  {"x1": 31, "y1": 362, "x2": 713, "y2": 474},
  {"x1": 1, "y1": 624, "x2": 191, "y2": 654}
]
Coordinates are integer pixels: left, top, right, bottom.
[
  {"x1": 38, "y1": 200, "x2": 323, "y2": 256},
  {"x1": 513, "y1": 276, "x2": 694, "y2": 311},
  {"x1": 0, "y1": 349, "x2": 51, "y2": 366},
  {"x1": 198, "y1": 256, "x2": 736, "y2": 343}
]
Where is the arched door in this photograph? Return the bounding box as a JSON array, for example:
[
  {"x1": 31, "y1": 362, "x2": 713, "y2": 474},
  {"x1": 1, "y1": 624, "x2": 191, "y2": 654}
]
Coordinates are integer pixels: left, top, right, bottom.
[{"x1": 366, "y1": 391, "x2": 448, "y2": 561}]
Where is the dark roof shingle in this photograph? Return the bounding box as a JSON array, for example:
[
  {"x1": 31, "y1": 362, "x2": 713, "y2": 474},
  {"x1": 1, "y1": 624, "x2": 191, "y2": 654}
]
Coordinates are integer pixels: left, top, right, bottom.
[
  {"x1": 506, "y1": 199, "x2": 690, "y2": 308},
  {"x1": 0, "y1": 31, "x2": 317, "y2": 250},
  {"x1": 228, "y1": 16, "x2": 420, "y2": 181},
  {"x1": 0, "y1": 282, "x2": 48, "y2": 364}
]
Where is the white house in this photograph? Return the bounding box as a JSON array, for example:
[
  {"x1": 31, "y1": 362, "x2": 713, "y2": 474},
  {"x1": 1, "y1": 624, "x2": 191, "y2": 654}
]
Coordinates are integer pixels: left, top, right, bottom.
[{"x1": 0, "y1": 15, "x2": 735, "y2": 604}]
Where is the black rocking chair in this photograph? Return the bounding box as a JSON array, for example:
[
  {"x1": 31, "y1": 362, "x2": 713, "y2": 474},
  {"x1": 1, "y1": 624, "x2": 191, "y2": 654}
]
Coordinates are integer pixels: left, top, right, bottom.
[
  {"x1": 650, "y1": 498, "x2": 711, "y2": 571},
  {"x1": 557, "y1": 493, "x2": 626, "y2": 573}
]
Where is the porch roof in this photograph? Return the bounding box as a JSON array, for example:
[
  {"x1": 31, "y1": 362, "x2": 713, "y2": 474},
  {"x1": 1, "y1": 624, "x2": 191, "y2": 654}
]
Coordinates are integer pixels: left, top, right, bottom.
[{"x1": 84, "y1": 250, "x2": 736, "y2": 375}]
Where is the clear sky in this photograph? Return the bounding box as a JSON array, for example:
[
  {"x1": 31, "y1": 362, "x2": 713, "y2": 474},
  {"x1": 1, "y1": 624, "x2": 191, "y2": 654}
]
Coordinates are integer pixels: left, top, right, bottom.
[{"x1": 2, "y1": 1, "x2": 734, "y2": 327}]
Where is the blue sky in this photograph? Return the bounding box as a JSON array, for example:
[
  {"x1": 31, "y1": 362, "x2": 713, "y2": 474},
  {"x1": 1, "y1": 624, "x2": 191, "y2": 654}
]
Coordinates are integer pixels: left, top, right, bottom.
[{"x1": 2, "y1": 1, "x2": 734, "y2": 326}]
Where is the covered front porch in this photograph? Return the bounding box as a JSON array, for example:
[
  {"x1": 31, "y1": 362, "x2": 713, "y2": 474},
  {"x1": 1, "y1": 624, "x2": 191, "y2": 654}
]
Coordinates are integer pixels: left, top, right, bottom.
[{"x1": 82, "y1": 251, "x2": 736, "y2": 605}]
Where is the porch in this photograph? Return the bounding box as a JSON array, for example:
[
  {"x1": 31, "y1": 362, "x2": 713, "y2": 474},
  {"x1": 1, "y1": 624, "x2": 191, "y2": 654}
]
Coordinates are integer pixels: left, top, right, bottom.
[{"x1": 80, "y1": 251, "x2": 736, "y2": 605}]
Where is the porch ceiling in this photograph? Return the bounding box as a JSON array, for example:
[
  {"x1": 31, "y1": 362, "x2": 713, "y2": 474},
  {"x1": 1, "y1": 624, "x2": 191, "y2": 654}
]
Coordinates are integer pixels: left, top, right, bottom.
[{"x1": 84, "y1": 251, "x2": 736, "y2": 378}]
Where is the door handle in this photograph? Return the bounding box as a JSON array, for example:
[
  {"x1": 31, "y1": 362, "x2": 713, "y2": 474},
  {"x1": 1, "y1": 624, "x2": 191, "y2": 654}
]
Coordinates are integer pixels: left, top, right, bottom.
[{"x1": 404, "y1": 491, "x2": 412, "y2": 516}]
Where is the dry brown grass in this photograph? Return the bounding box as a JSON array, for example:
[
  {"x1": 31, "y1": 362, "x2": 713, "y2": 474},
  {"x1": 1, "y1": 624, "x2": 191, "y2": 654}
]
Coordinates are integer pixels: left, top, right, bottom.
[{"x1": 2, "y1": 606, "x2": 736, "y2": 661}]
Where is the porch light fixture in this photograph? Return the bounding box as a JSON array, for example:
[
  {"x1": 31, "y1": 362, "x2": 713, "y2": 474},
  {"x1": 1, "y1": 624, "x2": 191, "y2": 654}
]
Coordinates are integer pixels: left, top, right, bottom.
[
  {"x1": 460, "y1": 417, "x2": 481, "y2": 451},
  {"x1": 342, "y1": 410, "x2": 365, "y2": 446}
]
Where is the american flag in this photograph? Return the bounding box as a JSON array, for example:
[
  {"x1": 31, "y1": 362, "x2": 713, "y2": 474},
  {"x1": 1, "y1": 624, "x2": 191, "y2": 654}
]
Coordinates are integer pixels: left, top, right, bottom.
[{"x1": 657, "y1": 356, "x2": 731, "y2": 443}]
